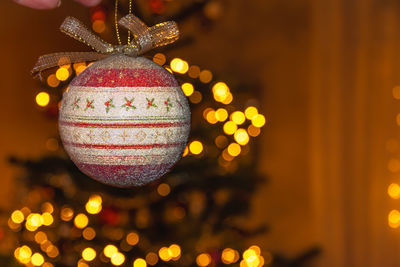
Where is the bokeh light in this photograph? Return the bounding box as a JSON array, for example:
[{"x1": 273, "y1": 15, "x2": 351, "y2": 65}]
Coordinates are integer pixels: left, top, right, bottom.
[
  {"x1": 104, "y1": 244, "x2": 118, "y2": 258},
  {"x1": 159, "y1": 247, "x2": 171, "y2": 261},
  {"x1": 188, "y1": 65, "x2": 201, "y2": 78},
  {"x1": 134, "y1": 258, "x2": 147, "y2": 267},
  {"x1": 206, "y1": 110, "x2": 218, "y2": 124},
  {"x1": 82, "y1": 247, "x2": 96, "y2": 261},
  {"x1": 227, "y1": 143, "x2": 241, "y2": 157},
  {"x1": 215, "y1": 135, "x2": 228, "y2": 148},
  {"x1": 388, "y1": 209, "x2": 400, "y2": 228},
  {"x1": 189, "y1": 141, "x2": 204, "y2": 155},
  {"x1": 248, "y1": 125, "x2": 261, "y2": 137},
  {"x1": 221, "y1": 248, "x2": 239, "y2": 264},
  {"x1": 234, "y1": 128, "x2": 250, "y2": 145},
  {"x1": 47, "y1": 74, "x2": 60, "y2": 88},
  {"x1": 111, "y1": 252, "x2": 126, "y2": 265},
  {"x1": 56, "y1": 67, "x2": 69, "y2": 81},
  {"x1": 245, "y1": 106, "x2": 258, "y2": 120},
  {"x1": 181, "y1": 83, "x2": 195, "y2": 96},
  {"x1": 11, "y1": 210, "x2": 24, "y2": 224},
  {"x1": 153, "y1": 53, "x2": 166, "y2": 66},
  {"x1": 215, "y1": 108, "x2": 228, "y2": 122},
  {"x1": 85, "y1": 194, "x2": 102, "y2": 214},
  {"x1": 199, "y1": 70, "x2": 213, "y2": 83},
  {"x1": 146, "y1": 252, "x2": 158, "y2": 265},
  {"x1": 31, "y1": 253, "x2": 44, "y2": 266},
  {"x1": 388, "y1": 183, "x2": 400, "y2": 199},
  {"x1": 126, "y1": 232, "x2": 139, "y2": 246},
  {"x1": 157, "y1": 183, "x2": 171, "y2": 197},
  {"x1": 196, "y1": 253, "x2": 211, "y2": 266},
  {"x1": 60, "y1": 206, "x2": 74, "y2": 221},
  {"x1": 92, "y1": 20, "x2": 106, "y2": 33},
  {"x1": 170, "y1": 58, "x2": 189, "y2": 74},
  {"x1": 251, "y1": 114, "x2": 266, "y2": 127},
  {"x1": 189, "y1": 91, "x2": 203, "y2": 104},
  {"x1": 224, "y1": 121, "x2": 238, "y2": 135},
  {"x1": 36, "y1": 92, "x2": 50, "y2": 107},
  {"x1": 74, "y1": 213, "x2": 89, "y2": 229},
  {"x1": 231, "y1": 111, "x2": 246, "y2": 125},
  {"x1": 83, "y1": 227, "x2": 96, "y2": 240}
]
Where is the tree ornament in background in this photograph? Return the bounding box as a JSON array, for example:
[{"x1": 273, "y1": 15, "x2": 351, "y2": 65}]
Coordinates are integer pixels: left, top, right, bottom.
[{"x1": 32, "y1": 15, "x2": 190, "y2": 187}]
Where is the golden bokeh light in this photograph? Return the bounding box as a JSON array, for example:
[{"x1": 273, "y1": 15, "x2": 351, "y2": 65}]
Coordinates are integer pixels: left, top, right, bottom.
[
  {"x1": 182, "y1": 146, "x2": 189, "y2": 157},
  {"x1": 221, "y1": 248, "x2": 239, "y2": 264},
  {"x1": 393, "y1": 86, "x2": 400, "y2": 99},
  {"x1": 181, "y1": 83, "x2": 195, "y2": 96},
  {"x1": 222, "y1": 92, "x2": 233, "y2": 105},
  {"x1": 196, "y1": 253, "x2": 211, "y2": 267},
  {"x1": 11, "y1": 210, "x2": 24, "y2": 224},
  {"x1": 189, "y1": 141, "x2": 204, "y2": 155},
  {"x1": 388, "y1": 183, "x2": 400, "y2": 199},
  {"x1": 134, "y1": 258, "x2": 147, "y2": 267},
  {"x1": 388, "y1": 159, "x2": 400, "y2": 173},
  {"x1": 189, "y1": 91, "x2": 203, "y2": 104},
  {"x1": 83, "y1": 227, "x2": 96, "y2": 240},
  {"x1": 389, "y1": 209, "x2": 400, "y2": 228},
  {"x1": 41, "y1": 202, "x2": 54, "y2": 214},
  {"x1": 36, "y1": 92, "x2": 50, "y2": 107},
  {"x1": 146, "y1": 252, "x2": 159, "y2": 266},
  {"x1": 42, "y1": 212, "x2": 54, "y2": 226},
  {"x1": 170, "y1": 58, "x2": 189, "y2": 74},
  {"x1": 92, "y1": 20, "x2": 106, "y2": 33},
  {"x1": 43, "y1": 263, "x2": 54, "y2": 267},
  {"x1": 251, "y1": 114, "x2": 266, "y2": 128},
  {"x1": 60, "y1": 206, "x2": 74, "y2": 221},
  {"x1": 168, "y1": 244, "x2": 181, "y2": 258},
  {"x1": 157, "y1": 183, "x2": 171, "y2": 197},
  {"x1": 159, "y1": 247, "x2": 171, "y2": 261},
  {"x1": 104, "y1": 244, "x2": 118, "y2": 258},
  {"x1": 82, "y1": 247, "x2": 96, "y2": 261},
  {"x1": 231, "y1": 111, "x2": 246, "y2": 125},
  {"x1": 188, "y1": 65, "x2": 201, "y2": 78},
  {"x1": 46, "y1": 245, "x2": 59, "y2": 258},
  {"x1": 47, "y1": 74, "x2": 60, "y2": 88},
  {"x1": 227, "y1": 143, "x2": 241, "y2": 157},
  {"x1": 215, "y1": 108, "x2": 228, "y2": 122},
  {"x1": 215, "y1": 135, "x2": 228, "y2": 148},
  {"x1": 86, "y1": 194, "x2": 103, "y2": 214},
  {"x1": 56, "y1": 67, "x2": 69, "y2": 81},
  {"x1": 74, "y1": 213, "x2": 89, "y2": 229},
  {"x1": 212, "y1": 82, "x2": 230, "y2": 102},
  {"x1": 248, "y1": 125, "x2": 261, "y2": 137},
  {"x1": 34, "y1": 231, "x2": 47, "y2": 244},
  {"x1": 206, "y1": 110, "x2": 218, "y2": 124},
  {"x1": 126, "y1": 232, "x2": 139, "y2": 246},
  {"x1": 234, "y1": 128, "x2": 250, "y2": 146},
  {"x1": 111, "y1": 252, "x2": 125, "y2": 266},
  {"x1": 153, "y1": 53, "x2": 166, "y2": 66},
  {"x1": 223, "y1": 121, "x2": 238, "y2": 135},
  {"x1": 31, "y1": 253, "x2": 44, "y2": 266},
  {"x1": 199, "y1": 70, "x2": 213, "y2": 83},
  {"x1": 245, "y1": 106, "x2": 258, "y2": 120}
]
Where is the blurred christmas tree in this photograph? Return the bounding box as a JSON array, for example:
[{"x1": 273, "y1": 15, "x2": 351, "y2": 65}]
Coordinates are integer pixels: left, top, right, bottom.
[{"x1": 0, "y1": 1, "x2": 319, "y2": 266}]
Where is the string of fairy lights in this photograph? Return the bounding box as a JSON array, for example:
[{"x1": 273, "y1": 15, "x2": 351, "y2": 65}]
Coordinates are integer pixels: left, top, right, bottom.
[
  {"x1": 9, "y1": 193, "x2": 269, "y2": 267},
  {"x1": 387, "y1": 86, "x2": 400, "y2": 228}
]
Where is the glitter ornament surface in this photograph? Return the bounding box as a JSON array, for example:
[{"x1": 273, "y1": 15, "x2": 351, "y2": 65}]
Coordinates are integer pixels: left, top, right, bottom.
[{"x1": 59, "y1": 54, "x2": 191, "y2": 187}]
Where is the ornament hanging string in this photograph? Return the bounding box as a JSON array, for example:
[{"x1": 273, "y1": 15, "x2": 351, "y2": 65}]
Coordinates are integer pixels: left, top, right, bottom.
[
  {"x1": 31, "y1": 14, "x2": 179, "y2": 79},
  {"x1": 114, "y1": 0, "x2": 134, "y2": 45}
]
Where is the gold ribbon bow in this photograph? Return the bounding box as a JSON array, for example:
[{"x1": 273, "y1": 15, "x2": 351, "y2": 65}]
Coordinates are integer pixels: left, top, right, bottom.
[{"x1": 32, "y1": 14, "x2": 179, "y2": 79}]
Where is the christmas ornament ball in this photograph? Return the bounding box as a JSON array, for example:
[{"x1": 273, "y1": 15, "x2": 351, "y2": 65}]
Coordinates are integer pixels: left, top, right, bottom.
[{"x1": 59, "y1": 54, "x2": 191, "y2": 187}]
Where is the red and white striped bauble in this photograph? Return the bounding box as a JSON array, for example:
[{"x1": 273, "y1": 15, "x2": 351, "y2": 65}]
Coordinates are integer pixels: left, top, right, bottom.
[{"x1": 59, "y1": 54, "x2": 191, "y2": 187}]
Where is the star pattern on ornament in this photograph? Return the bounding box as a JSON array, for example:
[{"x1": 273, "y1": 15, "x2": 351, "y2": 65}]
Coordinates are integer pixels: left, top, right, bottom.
[
  {"x1": 151, "y1": 129, "x2": 161, "y2": 141},
  {"x1": 86, "y1": 130, "x2": 94, "y2": 141},
  {"x1": 136, "y1": 130, "x2": 146, "y2": 142},
  {"x1": 119, "y1": 130, "x2": 129, "y2": 142},
  {"x1": 100, "y1": 131, "x2": 111, "y2": 142},
  {"x1": 73, "y1": 130, "x2": 82, "y2": 142}
]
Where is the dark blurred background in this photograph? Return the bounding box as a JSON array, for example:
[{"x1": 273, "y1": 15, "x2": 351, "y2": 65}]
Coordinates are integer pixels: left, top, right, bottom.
[{"x1": 1, "y1": 0, "x2": 400, "y2": 267}]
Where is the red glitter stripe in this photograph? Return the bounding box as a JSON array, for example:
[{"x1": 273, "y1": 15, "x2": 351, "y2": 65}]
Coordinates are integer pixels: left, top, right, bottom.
[
  {"x1": 71, "y1": 68, "x2": 178, "y2": 87},
  {"x1": 64, "y1": 142, "x2": 185, "y2": 149},
  {"x1": 59, "y1": 121, "x2": 189, "y2": 128}
]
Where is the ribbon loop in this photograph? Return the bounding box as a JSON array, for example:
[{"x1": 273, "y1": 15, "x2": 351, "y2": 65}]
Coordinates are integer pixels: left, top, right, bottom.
[{"x1": 32, "y1": 15, "x2": 179, "y2": 79}]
